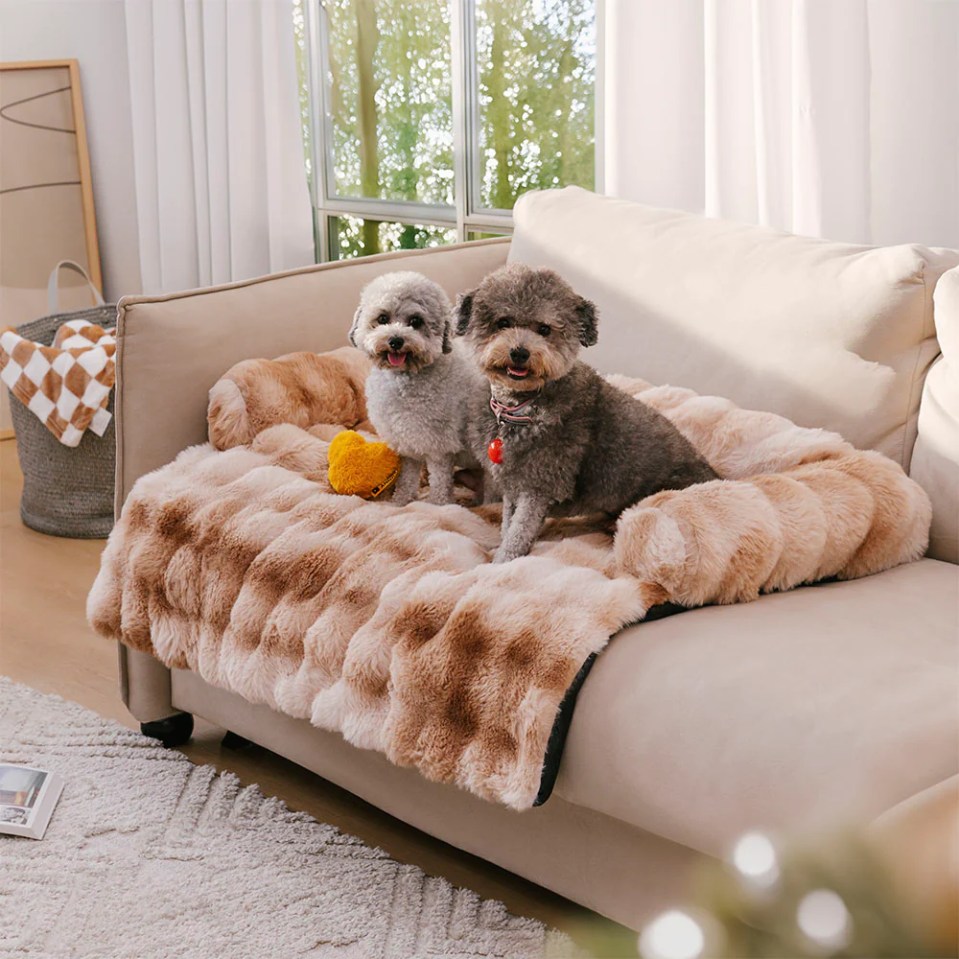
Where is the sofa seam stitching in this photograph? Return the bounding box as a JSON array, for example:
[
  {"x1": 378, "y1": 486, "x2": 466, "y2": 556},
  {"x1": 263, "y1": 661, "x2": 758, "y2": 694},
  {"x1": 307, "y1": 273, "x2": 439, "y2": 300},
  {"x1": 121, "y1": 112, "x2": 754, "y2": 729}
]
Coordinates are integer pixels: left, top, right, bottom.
[
  {"x1": 902, "y1": 261, "x2": 938, "y2": 472},
  {"x1": 114, "y1": 238, "x2": 510, "y2": 311}
]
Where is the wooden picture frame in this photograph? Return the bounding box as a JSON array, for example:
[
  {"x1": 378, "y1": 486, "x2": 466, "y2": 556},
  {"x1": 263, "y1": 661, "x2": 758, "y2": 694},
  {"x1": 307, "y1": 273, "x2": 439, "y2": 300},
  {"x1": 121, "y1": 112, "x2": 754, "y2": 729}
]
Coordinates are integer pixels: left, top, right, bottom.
[{"x1": 0, "y1": 59, "x2": 102, "y2": 437}]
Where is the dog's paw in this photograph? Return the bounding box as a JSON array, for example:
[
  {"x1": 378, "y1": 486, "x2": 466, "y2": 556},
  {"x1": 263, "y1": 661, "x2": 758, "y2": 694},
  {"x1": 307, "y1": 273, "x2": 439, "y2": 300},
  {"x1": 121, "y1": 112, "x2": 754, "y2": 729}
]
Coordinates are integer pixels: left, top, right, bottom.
[
  {"x1": 391, "y1": 491, "x2": 415, "y2": 507},
  {"x1": 491, "y1": 546, "x2": 516, "y2": 564}
]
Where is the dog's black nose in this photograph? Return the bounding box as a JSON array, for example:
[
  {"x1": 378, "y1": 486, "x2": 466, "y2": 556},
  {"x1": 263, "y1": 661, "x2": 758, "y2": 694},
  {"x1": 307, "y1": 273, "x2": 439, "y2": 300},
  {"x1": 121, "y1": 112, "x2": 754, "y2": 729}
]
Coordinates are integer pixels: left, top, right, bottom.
[
  {"x1": 509, "y1": 346, "x2": 530, "y2": 364},
  {"x1": 388, "y1": 336, "x2": 405, "y2": 351}
]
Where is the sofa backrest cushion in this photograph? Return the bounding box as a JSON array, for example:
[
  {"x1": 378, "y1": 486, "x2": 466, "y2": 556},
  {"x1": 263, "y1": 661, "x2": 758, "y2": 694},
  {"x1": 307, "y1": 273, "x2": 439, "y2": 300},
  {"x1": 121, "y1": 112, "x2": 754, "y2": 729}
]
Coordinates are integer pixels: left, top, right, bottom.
[
  {"x1": 508, "y1": 187, "x2": 959, "y2": 471},
  {"x1": 910, "y1": 267, "x2": 959, "y2": 563}
]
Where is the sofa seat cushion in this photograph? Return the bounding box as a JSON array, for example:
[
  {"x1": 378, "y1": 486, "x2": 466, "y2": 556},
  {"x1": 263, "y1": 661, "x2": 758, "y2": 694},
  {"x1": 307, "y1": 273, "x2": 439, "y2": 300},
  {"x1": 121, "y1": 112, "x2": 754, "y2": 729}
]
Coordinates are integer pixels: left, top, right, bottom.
[
  {"x1": 509, "y1": 187, "x2": 959, "y2": 469},
  {"x1": 556, "y1": 559, "x2": 959, "y2": 857}
]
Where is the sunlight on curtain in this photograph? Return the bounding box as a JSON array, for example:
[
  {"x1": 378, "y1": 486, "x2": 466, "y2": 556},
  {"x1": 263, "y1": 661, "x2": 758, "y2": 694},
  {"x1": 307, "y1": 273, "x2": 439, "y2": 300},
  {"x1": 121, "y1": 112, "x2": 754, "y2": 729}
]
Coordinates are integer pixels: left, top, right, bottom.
[
  {"x1": 604, "y1": 0, "x2": 959, "y2": 248},
  {"x1": 125, "y1": 0, "x2": 314, "y2": 293}
]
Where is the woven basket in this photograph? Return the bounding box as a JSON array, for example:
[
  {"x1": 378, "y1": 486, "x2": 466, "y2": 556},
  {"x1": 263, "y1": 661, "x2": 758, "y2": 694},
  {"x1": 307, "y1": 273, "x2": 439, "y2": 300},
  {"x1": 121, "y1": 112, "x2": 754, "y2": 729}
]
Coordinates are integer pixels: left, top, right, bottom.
[{"x1": 9, "y1": 307, "x2": 117, "y2": 538}]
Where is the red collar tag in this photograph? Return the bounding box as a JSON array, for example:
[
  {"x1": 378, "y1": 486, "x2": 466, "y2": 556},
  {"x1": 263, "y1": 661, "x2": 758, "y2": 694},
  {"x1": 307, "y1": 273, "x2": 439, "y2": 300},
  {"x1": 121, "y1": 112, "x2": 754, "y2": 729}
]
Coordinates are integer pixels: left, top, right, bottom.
[{"x1": 488, "y1": 437, "x2": 503, "y2": 464}]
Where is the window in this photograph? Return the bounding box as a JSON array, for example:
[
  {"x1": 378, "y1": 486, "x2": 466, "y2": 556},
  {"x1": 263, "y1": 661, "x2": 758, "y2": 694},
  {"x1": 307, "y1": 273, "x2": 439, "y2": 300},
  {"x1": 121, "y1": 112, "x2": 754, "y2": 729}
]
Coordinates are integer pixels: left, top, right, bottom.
[
  {"x1": 330, "y1": 216, "x2": 457, "y2": 259},
  {"x1": 299, "y1": 0, "x2": 597, "y2": 260}
]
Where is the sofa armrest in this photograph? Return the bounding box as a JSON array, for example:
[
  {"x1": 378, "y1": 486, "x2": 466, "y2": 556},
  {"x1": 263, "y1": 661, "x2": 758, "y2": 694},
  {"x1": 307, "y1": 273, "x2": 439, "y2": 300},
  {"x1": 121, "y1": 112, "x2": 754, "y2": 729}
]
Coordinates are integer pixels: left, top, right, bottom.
[{"x1": 114, "y1": 238, "x2": 509, "y2": 512}]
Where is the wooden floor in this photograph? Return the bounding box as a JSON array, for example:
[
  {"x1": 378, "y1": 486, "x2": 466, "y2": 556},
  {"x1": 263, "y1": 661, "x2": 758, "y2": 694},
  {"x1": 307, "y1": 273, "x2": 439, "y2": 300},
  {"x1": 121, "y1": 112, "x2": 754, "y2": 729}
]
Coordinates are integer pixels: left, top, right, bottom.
[{"x1": 0, "y1": 438, "x2": 635, "y2": 956}]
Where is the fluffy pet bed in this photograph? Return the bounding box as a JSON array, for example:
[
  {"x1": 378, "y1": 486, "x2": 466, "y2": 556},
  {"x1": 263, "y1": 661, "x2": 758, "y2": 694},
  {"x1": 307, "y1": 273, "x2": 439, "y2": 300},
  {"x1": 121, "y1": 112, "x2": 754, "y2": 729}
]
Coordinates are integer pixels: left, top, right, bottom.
[
  {"x1": 88, "y1": 358, "x2": 931, "y2": 809},
  {"x1": 207, "y1": 346, "x2": 372, "y2": 450}
]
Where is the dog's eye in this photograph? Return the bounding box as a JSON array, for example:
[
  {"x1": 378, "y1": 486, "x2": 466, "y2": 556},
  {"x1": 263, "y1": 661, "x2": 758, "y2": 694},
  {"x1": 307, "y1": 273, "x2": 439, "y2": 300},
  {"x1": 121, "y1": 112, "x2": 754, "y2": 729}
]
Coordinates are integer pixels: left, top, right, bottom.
[
  {"x1": 496, "y1": 316, "x2": 513, "y2": 330},
  {"x1": 376, "y1": 313, "x2": 390, "y2": 325},
  {"x1": 408, "y1": 315, "x2": 424, "y2": 330},
  {"x1": 537, "y1": 324, "x2": 551, "y2": 337}
]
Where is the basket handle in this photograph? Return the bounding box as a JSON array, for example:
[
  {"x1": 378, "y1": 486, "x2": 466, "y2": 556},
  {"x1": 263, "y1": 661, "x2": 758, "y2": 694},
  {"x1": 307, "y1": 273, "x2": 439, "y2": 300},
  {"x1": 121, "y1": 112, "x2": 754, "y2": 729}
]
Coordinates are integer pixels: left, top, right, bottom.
[{"x1": 47, "y1": 260, "x2": 105, "y2": 314}]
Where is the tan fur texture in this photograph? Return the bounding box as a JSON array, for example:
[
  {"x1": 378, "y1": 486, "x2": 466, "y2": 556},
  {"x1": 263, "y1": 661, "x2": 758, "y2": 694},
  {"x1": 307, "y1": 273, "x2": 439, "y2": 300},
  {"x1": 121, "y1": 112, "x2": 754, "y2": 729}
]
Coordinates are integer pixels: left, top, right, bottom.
[
  {"x1": 207, "y1": 346, "x2": 372, "y2": 450},
  {"x1": 89, "y1": 372, "x2": 932, "y2": 809},
  {"x1": 610, "y1": 376, "x2": 932, "y2": 604}
]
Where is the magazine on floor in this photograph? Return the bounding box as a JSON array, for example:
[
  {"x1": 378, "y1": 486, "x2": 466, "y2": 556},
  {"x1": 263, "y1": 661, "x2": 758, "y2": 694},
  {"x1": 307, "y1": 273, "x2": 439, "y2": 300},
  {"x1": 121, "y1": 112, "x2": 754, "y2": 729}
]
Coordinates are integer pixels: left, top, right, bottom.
[{"x1": 0, "y1": 764, "x2": 63, "y2": 839}]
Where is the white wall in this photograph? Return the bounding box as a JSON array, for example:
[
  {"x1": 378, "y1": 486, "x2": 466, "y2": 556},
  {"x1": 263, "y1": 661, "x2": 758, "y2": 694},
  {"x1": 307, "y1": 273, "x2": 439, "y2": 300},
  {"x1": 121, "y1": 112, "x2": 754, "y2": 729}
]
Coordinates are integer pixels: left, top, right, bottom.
[{"x1": 1, "y1": 0, "x2": 142, "y2": 301}]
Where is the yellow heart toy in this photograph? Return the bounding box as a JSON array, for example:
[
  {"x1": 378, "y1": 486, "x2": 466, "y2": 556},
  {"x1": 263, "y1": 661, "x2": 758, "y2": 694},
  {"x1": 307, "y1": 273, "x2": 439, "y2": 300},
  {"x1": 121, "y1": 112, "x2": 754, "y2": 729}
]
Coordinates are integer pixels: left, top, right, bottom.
[{"x1": 327, "y1": 430, "x2": 401, "y2": 500}]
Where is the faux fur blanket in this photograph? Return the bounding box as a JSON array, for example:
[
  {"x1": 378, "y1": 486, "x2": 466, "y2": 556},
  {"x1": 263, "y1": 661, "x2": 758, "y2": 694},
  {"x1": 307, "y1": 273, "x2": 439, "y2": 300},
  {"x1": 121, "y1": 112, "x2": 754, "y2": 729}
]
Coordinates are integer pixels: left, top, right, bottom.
[{"x1": 87, "y1": 376, "x2": 931, "y2": 809}]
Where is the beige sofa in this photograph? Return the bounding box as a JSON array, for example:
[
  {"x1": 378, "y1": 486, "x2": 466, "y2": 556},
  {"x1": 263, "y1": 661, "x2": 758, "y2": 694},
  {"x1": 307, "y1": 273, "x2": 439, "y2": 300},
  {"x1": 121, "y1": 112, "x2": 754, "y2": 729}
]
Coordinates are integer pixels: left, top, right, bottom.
[{"x1": 114, "y1": 188, "x2": 959, "y2": 932}]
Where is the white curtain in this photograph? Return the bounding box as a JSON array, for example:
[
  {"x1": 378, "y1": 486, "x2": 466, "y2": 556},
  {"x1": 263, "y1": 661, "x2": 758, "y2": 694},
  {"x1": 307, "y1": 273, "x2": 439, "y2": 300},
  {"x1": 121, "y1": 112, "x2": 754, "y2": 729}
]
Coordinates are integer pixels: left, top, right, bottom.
[
  {"x1": 125, "y1": 0, "x2": 314, "y2": 294},
  {"x1": 604, "y1": 0, "x2": 959, "y2": 248}
]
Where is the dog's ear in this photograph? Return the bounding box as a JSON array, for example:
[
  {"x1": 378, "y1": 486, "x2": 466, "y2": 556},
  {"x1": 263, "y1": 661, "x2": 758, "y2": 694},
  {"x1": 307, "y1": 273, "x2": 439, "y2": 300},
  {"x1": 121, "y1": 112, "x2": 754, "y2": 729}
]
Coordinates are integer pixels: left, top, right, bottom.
[
  {"x1": 348, "y1": 306, "x2": 362, "y2": 348},
  {"x1": 442, "y1": 319, "x2": 453, "y2": 353},
  {"x1": 454, "y1": 292, "x2": 474, "y2": 336},
  {"x1": 577, "y1": 297, "x2": 598, "y2": 348}
]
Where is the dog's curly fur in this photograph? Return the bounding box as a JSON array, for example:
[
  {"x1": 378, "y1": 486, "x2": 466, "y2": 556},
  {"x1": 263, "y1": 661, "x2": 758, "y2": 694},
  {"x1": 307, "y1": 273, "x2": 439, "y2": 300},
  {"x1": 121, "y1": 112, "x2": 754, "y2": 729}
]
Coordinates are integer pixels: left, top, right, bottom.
[
  {"x1": 457, "y1": 264, "x2": 719, "y2": 562},
  {"x1": 351, "y1": 271, "x2": 483, "y2": 505}
]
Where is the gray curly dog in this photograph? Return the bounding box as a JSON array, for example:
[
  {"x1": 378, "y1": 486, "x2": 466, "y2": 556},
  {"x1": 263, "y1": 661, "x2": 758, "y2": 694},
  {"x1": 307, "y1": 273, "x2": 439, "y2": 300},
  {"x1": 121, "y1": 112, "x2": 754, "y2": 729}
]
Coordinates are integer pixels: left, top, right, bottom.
[{"x1": 456, "y1": 264, "x2": 718, "y2": 563}]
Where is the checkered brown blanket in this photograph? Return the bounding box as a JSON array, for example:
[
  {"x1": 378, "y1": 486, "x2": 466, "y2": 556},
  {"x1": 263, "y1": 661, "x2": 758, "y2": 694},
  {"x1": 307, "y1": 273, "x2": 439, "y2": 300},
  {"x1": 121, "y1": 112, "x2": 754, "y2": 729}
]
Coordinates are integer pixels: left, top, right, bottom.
[{"x1": 0, "y1": 319, "x2": 116, "y2": 447}]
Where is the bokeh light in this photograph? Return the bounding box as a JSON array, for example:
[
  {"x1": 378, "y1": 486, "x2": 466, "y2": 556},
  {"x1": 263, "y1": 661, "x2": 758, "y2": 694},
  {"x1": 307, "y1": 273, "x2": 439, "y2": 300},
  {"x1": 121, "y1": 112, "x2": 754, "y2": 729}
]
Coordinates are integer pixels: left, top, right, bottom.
[
  {"x1": 731, "y1": 831, "x2": 780, "y2": 886},
  {"x1": 796, "y1": 888, "x2": 852, "y2": 950},
  {"x1": 638, "y1": 909, "x2": 706, "y2": 959}
]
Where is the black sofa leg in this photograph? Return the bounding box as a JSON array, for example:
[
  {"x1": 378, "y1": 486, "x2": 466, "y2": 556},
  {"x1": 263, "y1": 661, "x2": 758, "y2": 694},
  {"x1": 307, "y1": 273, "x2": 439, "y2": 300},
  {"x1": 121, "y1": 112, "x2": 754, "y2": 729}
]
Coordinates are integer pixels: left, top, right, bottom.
[
  {"x1": 222, "y1": 731, "x2": 251, "y2": 750},
  {"x1": 140, "y1": 712, "x2": 194, "y2": 747}
]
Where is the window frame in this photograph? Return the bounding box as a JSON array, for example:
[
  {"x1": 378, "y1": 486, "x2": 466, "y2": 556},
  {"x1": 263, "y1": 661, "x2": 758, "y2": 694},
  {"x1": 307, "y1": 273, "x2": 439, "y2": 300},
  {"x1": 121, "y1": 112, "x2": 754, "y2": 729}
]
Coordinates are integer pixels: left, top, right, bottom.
[{"x1": 304, "y1": 0, "x2": 603, "y2": 261}]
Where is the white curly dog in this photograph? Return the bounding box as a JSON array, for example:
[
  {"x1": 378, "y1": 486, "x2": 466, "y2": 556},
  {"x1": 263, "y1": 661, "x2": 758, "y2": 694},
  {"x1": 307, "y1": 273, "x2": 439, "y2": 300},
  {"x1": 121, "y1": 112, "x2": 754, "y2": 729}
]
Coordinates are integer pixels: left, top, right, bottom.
[{"x1": 350, "y1": 271, "x2": 483, "y2": 506}]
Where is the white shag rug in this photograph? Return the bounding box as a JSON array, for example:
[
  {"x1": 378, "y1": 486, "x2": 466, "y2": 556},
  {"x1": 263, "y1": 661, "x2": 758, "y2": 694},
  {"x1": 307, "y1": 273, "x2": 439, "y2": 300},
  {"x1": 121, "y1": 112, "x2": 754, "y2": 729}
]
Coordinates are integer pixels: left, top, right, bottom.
[{"x1": 0, "y1": 679, "x2": 579, "y2": 958}]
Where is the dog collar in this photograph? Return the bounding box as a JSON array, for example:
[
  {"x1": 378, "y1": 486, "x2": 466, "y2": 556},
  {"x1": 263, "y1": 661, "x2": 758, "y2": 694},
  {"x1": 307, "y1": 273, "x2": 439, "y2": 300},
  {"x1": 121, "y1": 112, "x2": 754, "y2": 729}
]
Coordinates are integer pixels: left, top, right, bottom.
[{"x1": 489, "y1": 392, "x2": 537, "y2": 425}]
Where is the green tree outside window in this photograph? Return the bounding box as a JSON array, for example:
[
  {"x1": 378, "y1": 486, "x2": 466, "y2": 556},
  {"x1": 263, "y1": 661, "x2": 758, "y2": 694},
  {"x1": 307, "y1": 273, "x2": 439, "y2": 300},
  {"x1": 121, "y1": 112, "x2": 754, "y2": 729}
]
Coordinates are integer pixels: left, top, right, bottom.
[{"x1": 295, "y1": 0, "x2": 595, "y2": 259}]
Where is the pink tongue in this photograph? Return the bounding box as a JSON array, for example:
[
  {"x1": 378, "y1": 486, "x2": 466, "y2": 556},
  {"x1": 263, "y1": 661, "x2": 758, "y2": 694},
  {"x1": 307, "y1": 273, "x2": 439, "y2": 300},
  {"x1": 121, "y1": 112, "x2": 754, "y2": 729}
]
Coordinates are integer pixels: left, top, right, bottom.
[
  {"x1": 388, "y1": 352, "x2": 406, "y2": 368},
  {"x1": 507, "y1": 366, "x2": 528, "y2": 377}
]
